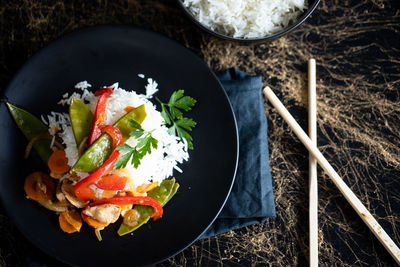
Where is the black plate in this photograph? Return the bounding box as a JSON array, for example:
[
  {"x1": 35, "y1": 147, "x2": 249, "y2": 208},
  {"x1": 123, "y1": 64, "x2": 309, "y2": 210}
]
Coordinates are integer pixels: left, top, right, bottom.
[{"x1": 0, "y1": 26, "x2": 238, "y2": 266}]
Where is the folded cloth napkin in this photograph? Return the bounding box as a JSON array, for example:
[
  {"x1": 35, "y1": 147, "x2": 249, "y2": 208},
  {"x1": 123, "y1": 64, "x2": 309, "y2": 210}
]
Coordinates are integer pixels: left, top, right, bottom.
[{"x1": 200, "y1": 68, "x2": 276, "y2": 239}]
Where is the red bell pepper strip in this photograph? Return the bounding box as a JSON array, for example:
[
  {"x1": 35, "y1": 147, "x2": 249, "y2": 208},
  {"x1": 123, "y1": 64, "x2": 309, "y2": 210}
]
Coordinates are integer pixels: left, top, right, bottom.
[
  {"x1": 94, "y1": 87, "x2": 113, "y2": 96},
  {"x1": 95, "y1": 174, "x2": 127, "y2": 191},
  {"x1": 88, "y1": 87, "x2": 113, "y2": 146},
  {"x1": 89, "y1": 195, "x2": 163, "y2": 220},
  {"x1": 101, "y1": 125, "x2": 123, "y2": 150},
  {"x1": 74, "y1": 125, "x2": 123, "y2": 201},
  {"x1": 74, "y1": 150, "x2": 120, "y2": 201}
]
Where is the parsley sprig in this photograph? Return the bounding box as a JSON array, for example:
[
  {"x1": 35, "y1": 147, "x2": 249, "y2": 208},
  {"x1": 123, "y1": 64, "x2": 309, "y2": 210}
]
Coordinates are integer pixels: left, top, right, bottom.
[
  {"x1": 156, "y1": 90, "x2": 197, "y2": 149},
  {"x1": 114, "y1": 119, "x2": 158, "y2": 169}
]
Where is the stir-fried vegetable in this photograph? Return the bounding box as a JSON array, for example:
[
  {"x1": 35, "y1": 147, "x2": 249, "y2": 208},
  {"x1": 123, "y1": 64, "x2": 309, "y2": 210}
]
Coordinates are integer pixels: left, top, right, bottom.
[
  {"x1": 69, "y1": 98, "x2": 93, "y2": 147},
  {"x1": 96, "y1": 174, "x2": 128, "y2": 191},
  {"x1": 24, "y1": 172, "x2": 55, "y2": 201},
  {"x1": 136, "y1": 181, "x2": 158, "y2": 194},
  {"x1": 47, "y1": 150, "x2": 70, "y2": 175},
  {"x1": 71, "y1": 104, "x2": 147, "y2": 173},
  {"x1": 59, "y1": 211, "x2": 82, "y2": 233},
  {"x1": 8, "y1": 85, "x2": 196, "y2": 241},
  {"x1": 38, "y1": 199, "x2": 69, "y2": 212},
  {"x1": 89, "y1": 195, "x2": 163, "y2": 220},
  {"x1": 88, "y1": 87, "x2": 113, "y2": 145},
  {"x1": 24, "y1": 172, "x2": 70, "y2": 212},
  {"x1": 74, "y1": 126, "x2": 123, "y2": 201},
  {"x1": 6, "y1": 103, "x2": 53, "y2": 162},
  {"x1": 118, "y1": 178, "x2": 179, "y2": 236},
  {"x1": 82, "y1": 213, "x2": 109, "y2": 229}
]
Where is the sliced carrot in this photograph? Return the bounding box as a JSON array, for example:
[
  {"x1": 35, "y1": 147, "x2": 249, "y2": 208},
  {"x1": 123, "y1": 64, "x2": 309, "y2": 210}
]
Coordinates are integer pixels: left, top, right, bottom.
[
  {"x1": 63, "y1": 210, "x2": 82, "y2": 232},
  {"x1": 136, "y1": 181, "x2": 159, "y2": 194},
  {"x1": 81, "y1": 213, "x2": 109, "y2": 229},
  {"x1": 96, "y1": 174, "x2": 128, "y2": 191},
  {"x1": 48, "y1": 150, "x2": 70, "y2": 175},
  {"x1": 24, "y1": 172, "x2": 55, "y2": 201},
  {"x1": 124, "y1": 106, "x2": 135, "y2": 112},
  {"x1": 59, "y1": 212, "x2": 78, "y2": 233}
]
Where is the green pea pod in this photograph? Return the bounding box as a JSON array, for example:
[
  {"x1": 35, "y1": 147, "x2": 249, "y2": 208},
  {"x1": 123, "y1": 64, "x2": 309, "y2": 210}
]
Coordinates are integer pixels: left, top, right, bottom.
[
  {"x1": 71, "y1": 104, "x2": 147, "y2": 172},
  {"x1": 6, "y1": 102, "x2": 52, "y2": 163},
  {"x1": 148, "y1": 179, "x2": 179, "y2": 206},
  {"x1": 69, "y1": 98, "x2": 93, "y2": 146},
  {"x1": 117, "y1": 178, "x2": 179, "y2": 236}
]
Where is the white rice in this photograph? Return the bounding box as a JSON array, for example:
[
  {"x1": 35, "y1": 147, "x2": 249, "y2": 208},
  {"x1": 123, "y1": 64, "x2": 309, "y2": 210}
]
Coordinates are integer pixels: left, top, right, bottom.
[
  {"x1": 75, "y1": 81, "x2": 92, "y2": 90},
  {"x1": 145, "y1": 78, "x2": 158, "y2": 98},
  {"x1": 183, "y1": 0, "x2": 308, "y2": 39},
  {"x1": 46, "y1": 79, "x2": 189, "y2": 187}
]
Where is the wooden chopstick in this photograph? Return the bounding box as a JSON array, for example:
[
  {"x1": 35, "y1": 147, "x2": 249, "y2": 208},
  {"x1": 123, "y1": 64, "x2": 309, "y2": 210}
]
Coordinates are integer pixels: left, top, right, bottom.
[
  {"x1": 308, "y1": 59, "x2": 318, "y2": 267},
  {"x1": 263, "y1": 86, "x2": 400, "y2": 265}
]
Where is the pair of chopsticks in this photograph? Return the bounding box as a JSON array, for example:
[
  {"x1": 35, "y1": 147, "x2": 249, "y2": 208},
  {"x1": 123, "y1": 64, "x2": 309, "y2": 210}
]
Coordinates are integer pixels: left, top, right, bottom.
[{"x1": 263, "y1": 59, "x2": 400, "y2": 265}]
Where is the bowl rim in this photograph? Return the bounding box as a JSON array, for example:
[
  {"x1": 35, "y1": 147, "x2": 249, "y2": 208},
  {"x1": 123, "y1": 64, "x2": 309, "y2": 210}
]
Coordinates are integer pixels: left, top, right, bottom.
[{"x1": 176, "y1": 0, "x2": 321, "y2": 42}]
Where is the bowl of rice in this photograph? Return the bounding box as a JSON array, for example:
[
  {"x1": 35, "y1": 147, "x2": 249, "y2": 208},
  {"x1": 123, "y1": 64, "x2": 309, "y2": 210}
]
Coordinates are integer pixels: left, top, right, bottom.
[{"x1": 178, "y1": 0, "x2": 320, "y2": 41}]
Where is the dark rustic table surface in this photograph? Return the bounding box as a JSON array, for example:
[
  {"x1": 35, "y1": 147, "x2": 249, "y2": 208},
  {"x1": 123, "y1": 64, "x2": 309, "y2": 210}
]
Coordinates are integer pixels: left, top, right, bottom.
[{"x1": 1, "y1": 0, "x2": 399, "y2": 266}]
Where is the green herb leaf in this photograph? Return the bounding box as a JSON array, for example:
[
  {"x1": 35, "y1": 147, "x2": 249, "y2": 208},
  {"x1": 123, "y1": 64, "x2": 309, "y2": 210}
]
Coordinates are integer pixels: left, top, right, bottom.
[
  {"x1": 116, "y1": 144, "x2": 134, "y2": 153},
  {"x1": 150, "y1": 137, "x2": 158, "y2": 149},
  {"x1": 115, "y1": 119, "x2": 159, "y2": 169},
  {"x1": 130, "y1": 131, "x2": 144, "y2": 139},
  {"x1": 140, "y1": 139, "x2": 152, "y2": 156},
  {"x1": 175, "y1": 118, "x2": 197, "y2": 131},
  {"x1": 158, "y1": 90, "x2": 197, "y2": 149},
  {"x1": 129, "y1": 119, "x2": 143, "y2": 131},
  {"x1": 136, "y1": 135, "x2": 148, "y2": 148},
  {"x1": 167, "y1": 125, "x2": 176, "y2": 136},
  {"x1": 168, "y1": 90, "x2": 184, "y2": 106},
  {"x1": 168, "y1": 90, "x2": 196, "y2": 111},
  {"x1": 160, "y1": 103, "x2": 171, "y2": 125},
  {"x1": 175, "y1": 125, "x2": 193, "y2": 149},
  {"x1": 169, "y1": 106, "x2": 183, "y2": 120},
  {"x1": 174, "y1": 96, "x2": 196, "y2": 111},
  {"x1": 114, "y1": 150, "x2": 133, "y2": 169},
  {"x1": 130, "y1": 149, "x2": 143, "y2": 168}
]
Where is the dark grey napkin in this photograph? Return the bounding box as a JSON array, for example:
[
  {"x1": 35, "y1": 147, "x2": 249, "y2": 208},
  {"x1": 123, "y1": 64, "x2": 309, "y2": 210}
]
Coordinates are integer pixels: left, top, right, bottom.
[{"x1": 200, "y1": 68, "x2": 276, "y2": 239}]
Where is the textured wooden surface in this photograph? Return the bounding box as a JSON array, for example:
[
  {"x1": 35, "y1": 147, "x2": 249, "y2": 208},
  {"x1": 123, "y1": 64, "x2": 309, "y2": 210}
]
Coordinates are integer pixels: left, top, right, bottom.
[{"x1": 0, "y1": 0, "x2": 399, "y2": 266}]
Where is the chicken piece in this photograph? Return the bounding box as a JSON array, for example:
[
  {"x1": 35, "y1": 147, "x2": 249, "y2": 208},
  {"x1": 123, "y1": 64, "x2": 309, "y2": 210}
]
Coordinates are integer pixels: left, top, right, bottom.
[
  {"x1": 83, "y1": 204, "x2": 121, "y2": 224},
  {"x1": 61, "y1": 179, "x2": 88, "y2": 208}
]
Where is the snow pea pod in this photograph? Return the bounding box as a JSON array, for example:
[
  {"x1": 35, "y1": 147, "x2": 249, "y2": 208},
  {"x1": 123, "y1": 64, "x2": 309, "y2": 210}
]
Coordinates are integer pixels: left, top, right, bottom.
[
  {"x1": 69, "y1": 98, "x2": 93, "y2": 147},
  {"x1": 117, "y1": 178, "x2": 179, "y2": 236},
  {"x1": 71, "y1": 104, "x2": 146, "y2": 172},
  {"x1": 6, "y1": 102, "x2": 52, "y2": 163}
]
